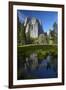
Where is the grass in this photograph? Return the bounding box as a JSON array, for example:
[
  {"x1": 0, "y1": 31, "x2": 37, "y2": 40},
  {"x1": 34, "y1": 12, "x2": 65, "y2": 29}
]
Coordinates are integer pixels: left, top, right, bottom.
[
  {"x1": 18, "y1": 44, "x2": 57, "y2": 51},
  {"x1": 17, "y1": 44, "x2": 57, "y2": 60}
]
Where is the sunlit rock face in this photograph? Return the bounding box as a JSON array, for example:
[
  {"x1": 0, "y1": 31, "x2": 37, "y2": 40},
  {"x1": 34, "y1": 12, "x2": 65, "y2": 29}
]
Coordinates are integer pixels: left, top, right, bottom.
[
  {"x1": 30, "y1": 17, "x2": 38, "y2": 38},
  {"x1": 24, "y1": 17, "x2": 44, "y2": 39}
]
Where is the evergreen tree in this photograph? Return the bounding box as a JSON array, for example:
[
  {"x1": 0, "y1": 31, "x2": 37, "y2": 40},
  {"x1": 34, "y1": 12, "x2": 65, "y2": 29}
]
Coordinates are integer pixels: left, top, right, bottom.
[
  {"x1": 17, "y1": 16, "x2": 21, "y2": 45},
  {"x1": 20, "y1": 23, "x2": 26, "y2": 45},
  {"x1": 17, "y1": 16, "x2": 26, "y2": 45},
  {"x1": 53, "y1": 22, "x2": 58, "y2": 44},
  {"x1": 38, "y1": 34, "x2": 48, "y2": 44}
]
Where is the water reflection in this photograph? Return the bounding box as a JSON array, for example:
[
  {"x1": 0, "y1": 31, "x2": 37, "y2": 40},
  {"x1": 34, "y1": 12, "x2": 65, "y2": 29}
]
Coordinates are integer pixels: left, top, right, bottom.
[{"x1": 17, "y1": 52, "x2": 58, "y2": 80}]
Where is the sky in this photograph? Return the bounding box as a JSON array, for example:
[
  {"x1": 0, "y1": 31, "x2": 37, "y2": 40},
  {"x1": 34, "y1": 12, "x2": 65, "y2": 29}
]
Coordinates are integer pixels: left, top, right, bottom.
[{"x1": 17, "y1": 10, "x2": 58, "y2": 33}]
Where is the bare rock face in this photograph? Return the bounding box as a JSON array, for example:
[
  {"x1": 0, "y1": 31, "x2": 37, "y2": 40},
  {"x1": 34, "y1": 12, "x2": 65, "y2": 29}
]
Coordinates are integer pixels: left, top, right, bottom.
[
  {"x1": 24, "y1": 17, "x2": 44, "y2": 39},
  {"x1": 30, "y1": 17, "x2": 38, "y2": 38}
]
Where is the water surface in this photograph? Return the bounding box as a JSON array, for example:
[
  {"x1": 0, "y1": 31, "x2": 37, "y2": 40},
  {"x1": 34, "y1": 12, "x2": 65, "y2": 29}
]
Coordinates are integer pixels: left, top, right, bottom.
[{"x1": 17, "y1": 51, "x2": 58, "y2": 80}]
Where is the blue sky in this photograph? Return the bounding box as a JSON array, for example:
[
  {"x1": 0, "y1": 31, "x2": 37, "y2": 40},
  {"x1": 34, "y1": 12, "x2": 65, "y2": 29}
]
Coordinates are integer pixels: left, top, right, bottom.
[{"x1": 17, "y1": 10, "x2": 58, "y2": 32}]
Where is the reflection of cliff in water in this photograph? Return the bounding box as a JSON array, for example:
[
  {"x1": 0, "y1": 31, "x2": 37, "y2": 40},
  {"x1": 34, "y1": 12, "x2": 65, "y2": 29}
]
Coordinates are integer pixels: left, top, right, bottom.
[
  {"x1": 25, "y1": 53, "x2": 38, "y2": 70},
  {"x1": 17, "y1": 52, "x2": 58, "y2": 80}
]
